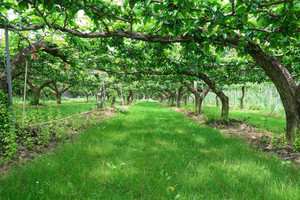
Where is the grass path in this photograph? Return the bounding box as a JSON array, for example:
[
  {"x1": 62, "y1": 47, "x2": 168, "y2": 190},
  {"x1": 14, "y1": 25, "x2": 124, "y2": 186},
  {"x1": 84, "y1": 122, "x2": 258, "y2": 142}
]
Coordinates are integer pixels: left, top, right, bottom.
[{"x1": 0, "y1": 102, "x2": 299, "y2": 199}]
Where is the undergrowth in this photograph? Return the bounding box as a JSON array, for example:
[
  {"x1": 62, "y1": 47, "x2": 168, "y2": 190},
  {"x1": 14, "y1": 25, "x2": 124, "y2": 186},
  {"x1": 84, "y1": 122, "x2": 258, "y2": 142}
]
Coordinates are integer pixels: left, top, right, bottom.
[{"x1": 0, "y1": 105, "x2": 103, "y2": 165}]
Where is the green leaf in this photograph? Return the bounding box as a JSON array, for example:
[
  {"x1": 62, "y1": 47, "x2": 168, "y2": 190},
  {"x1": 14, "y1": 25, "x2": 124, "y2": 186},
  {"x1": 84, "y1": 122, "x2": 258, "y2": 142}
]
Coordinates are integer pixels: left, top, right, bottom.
[
  {"x1": 43, "y1": 0, "x2": 54, "y2": 10},
  {"x1": 136, "y1": 9, "x2": 143, "y2": 18},
  {"x1": 242, "y1": 14, "x2": 248, "y2": 24},
  {"x1": 18, "y1": 1, "x2": 29, "y2": 10},
  {"x1": 207, "y1": 24, "x2": 214, "y2": 33},
  {"x1": 129, "y1": 0, "x2": 137, "y2": 9},
  {"x1": 236, "y1": 5, "x2": 246, "y2": 15},
  {"x1": 231, "y1": 31, "x2": 235, "y2": 39},
  {"x1": 204, "y1": 43, "x2": 210, "y2": 54}
]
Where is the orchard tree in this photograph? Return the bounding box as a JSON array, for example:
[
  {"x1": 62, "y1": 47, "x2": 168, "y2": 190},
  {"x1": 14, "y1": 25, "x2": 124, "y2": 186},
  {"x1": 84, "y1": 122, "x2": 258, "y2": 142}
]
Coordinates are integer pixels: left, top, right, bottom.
[{"x1": 1, "y1": 0, "x2": 299, "y2": 139}]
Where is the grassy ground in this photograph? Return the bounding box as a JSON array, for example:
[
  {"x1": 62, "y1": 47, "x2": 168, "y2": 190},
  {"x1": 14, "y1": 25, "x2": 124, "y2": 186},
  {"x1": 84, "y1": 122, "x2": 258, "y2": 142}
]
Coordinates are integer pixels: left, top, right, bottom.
[
  {"x1": 185, "y1": 103, "x2": 286, "y2": 134},
  {"x1": 0, "y1": 102, "x2": 298, "y2": 199},
  {"x1": 14, "y1": 99, "x2": 113, "y2": 123},
  {"x1": 15, "y1": 103, "x2": 96, "y2": 123},
  {"x1": 14, "y1": 97, "x2": 97, "y2": 106}
]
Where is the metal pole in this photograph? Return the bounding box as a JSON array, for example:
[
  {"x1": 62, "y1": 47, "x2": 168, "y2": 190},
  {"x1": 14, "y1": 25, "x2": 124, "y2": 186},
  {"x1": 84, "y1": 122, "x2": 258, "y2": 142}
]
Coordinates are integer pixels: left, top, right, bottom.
[
  {"x1": 5, "y1": 24, "x2": 15, "y2": 126},
  {"x1": 202, "y1": 83, "x2": 205, "y2": 113},
  {"x1": 22, "y1": 61, "x2": 28, "y2": 123},
  {"x1": 102, "y1": 74, "x2": 106, "y2": 109}
]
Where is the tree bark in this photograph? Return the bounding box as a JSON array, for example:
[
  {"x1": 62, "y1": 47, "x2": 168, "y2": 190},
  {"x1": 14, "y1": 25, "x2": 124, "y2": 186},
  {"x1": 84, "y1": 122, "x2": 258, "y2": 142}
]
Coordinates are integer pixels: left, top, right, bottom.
[
  {"x1": 176, "y1": 86, "x2": 183, "y2": 108},
  {"x1": 184, "y1": 81, "x2": 201, "y2": 115},
  {"x1": 27, "y1": 79, "x2": 53, "y2": 105},
  {"x1": 195, "y1": 72, "x2": 229, "y2": 118},
  {"x1": 240, "y1": 86, "x2": 245, "y2": 109},
  {"x1": 48, "y1": 83, "x2": 72, "y2": 105},
  {"x1": 248, "y1": 43, "x2": 299, "y2": 140},
  {"x1": 0, "y1": 41, "x2": 67, "y2": 94},
  {"x1": 32, "y1": 90, "x2": 41, "y2": 105},
  {"x1": 110, "y1": 96, "x2": 115, "y2": 107},
  {"x1": 216, "y1": 95, "x2": 219, "y2": 107},
  {"x1": 56, "y1": 93, "x2": 62, "y2": 104},
  {"x1": 198, "y1": 86, "x2": 210, "y2": 114},
  {"x1": 127, "y1": 90, "x2": 133, "y2": 105},
  {"x1": 86, "y1": 93, "x2": 89, "y2": 103},
  {"x1": 166, "y1": 89, "x2": 176, "y2": 106},
  {"x1": 182, "y1": 95, "x2": 187, "y2": 107}
]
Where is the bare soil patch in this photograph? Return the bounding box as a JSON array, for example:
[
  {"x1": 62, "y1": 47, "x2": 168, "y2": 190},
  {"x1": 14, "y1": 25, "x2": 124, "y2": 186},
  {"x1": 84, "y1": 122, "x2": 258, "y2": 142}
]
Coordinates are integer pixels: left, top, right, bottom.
[{"x1": 171, "y1": 107, "x2": 300, "y2": 165}]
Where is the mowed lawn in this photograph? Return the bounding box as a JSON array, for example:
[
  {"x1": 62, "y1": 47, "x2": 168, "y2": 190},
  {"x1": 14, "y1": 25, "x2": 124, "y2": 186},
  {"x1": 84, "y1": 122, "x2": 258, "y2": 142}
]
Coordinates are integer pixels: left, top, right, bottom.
[{"x1": 0, "y1": 102, "x2": 299, "y2": 199}]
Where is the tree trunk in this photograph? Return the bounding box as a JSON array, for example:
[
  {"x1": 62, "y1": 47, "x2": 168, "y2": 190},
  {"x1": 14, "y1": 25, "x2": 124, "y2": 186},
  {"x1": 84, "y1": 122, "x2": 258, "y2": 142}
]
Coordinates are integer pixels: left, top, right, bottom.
[
  {"x1": 183, "y1": 95, "x2": 187, "y2": 107},
  {"x1": 183, "y1": 81, "x2": 201, "y2": 115},
  {"x1": 216, "y1": 95, "x2": 219, "y2": 107},
  {"x1": 171, "y1": 96, "x2": 175, "y2": 106},
  {"x1": 194, "y1": 73, "x2": 229, "y2": 118},
  {"x1": 198, "y1": 87, "x2": 210, "y2": 114},
  {"x1": 176, "y1": 87, "x2": 181, "y2": 108},
  {"x1": 110, "y1": 96, "x2": 115, "y2": 107},
  {"x1": 32, "y1": 90, "x2": 41, "y2": 105},
  {"x1": 240, "y1": 86, "x2": 245, "y2": 109},
  {"x1": 127, "y1": 90, "x2": 133, "y2": 105},
  {"x1": 86, "y1": 93, "x2": 89, "y2": 103},
  {"x1": 56, "y1": 93, "x2": 62, "y2": 104},
  {"x1": 127, "y1": 95, "x2": 130, "y2": 105},
  {"x1": 248, "y1": 43, "x2": 299, "y2": 140},
  {"x1": 166, "y1": 89, "x2": 176, "y2": 107},
  {"x1": 27, "y1": 80, "x2": 53, "y2": 106}
]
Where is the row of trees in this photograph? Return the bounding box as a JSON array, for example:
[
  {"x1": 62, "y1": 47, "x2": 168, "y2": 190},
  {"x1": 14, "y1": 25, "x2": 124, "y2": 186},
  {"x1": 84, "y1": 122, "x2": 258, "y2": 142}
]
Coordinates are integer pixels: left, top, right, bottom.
[{"x1": 0, "y1": 0, "x2": 299, "y2": 140}]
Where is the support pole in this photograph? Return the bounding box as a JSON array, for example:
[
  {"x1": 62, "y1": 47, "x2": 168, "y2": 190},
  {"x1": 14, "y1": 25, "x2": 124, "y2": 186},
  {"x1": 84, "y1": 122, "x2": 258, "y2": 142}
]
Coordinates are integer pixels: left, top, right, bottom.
[
  {"x1": 202, "y1": 83, "x2": 205, "y2": 113},
  {"x1": 5, "y1": 24, "x2": 15, "y2": 126},
  {"x1": 22, "y1": 61, "x2": 28, "y2": 123},
  {"x1": 269, "y1": 98, "x2": 278, "y2": 117}
]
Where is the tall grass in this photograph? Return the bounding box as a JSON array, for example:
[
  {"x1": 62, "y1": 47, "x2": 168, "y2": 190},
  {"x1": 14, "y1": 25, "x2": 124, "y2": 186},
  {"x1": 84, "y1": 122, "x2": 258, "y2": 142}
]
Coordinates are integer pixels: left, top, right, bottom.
[{"x1": 0, "y1": 102, "x2": 298, "y2": 199}]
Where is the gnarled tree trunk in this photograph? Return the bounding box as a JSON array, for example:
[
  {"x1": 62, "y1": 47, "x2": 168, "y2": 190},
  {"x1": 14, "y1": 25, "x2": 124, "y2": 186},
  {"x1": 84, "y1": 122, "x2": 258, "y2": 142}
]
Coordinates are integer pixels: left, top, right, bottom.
[
  {"x1": 215, "y1": 95, "x2": 219, "y2": 107},
  {"x1": 198, "y1": 86, "x2": 210, "y2": 114},
  {"x1": 166, "y1": 89, "x2": 176, "y2": 107},
  {"x1": 48, "y1": 83, "x2": 72, "y2": 105},
  {"x1": 240, "y1": 86, "x2": 245, "y2": 109},
  {"x1": 248, "y1": 43, "x2": 300, "y2": 140},
  {"x1": 27, "y1": 79, "x2": 53, "y2": 105},
  {"x1": 183, "y1": 81, "x2": 201, "y2": 115}
]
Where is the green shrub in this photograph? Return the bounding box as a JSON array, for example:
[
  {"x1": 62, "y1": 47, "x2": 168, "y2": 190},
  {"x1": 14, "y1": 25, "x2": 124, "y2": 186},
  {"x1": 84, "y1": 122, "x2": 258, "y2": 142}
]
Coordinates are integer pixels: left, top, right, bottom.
[
  {"x1": 293, "y1": 133, "x2": 300, "y2": 152},
  {"x1": 0, "y1": 90, "x2": 18, "y2": 163}
]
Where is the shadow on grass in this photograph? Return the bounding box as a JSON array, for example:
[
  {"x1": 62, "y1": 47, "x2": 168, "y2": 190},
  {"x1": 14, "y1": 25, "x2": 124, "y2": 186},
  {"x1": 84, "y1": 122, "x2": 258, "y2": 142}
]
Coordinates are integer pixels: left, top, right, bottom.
[{"x1": 0, "y1": 102, "x2": 298, "y2": 200}]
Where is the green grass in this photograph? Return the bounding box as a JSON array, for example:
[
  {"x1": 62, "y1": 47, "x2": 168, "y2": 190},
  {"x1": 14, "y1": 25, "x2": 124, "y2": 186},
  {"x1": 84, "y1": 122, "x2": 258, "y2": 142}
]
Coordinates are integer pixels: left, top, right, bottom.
[
  {"x1": 0, "y1": 102, "x2": 298, "y2": 199},
  {"x1": 185, "y1": 103, "x2": 286, "y2": 134},
  {"x1": 13, "y1": 99, "x2": 114, "y2": 123},
  {"x1": 14, "y1": 103, "x2": 95, "y2": 123},
  {"x1": 13, "y1": 97, "x2": 97, "y2": 107}
]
